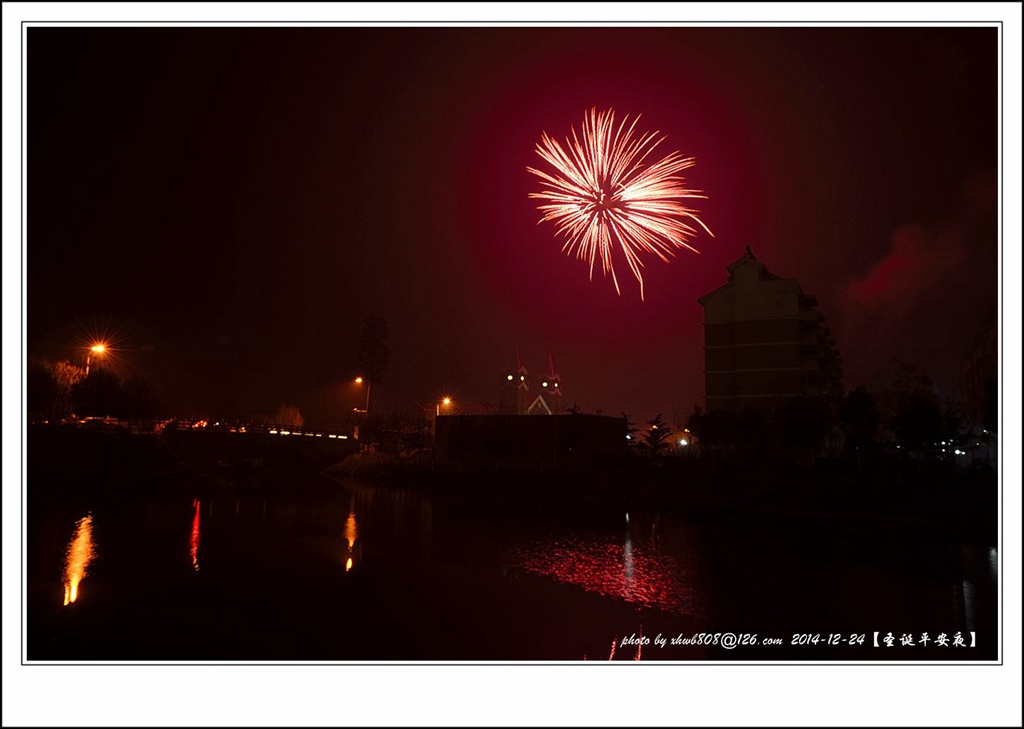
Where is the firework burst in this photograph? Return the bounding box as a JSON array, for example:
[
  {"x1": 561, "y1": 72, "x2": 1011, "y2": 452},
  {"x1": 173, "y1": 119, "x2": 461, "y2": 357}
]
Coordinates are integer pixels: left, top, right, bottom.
[{"x1": 527, "y1": 108, "x2": 712, "y2": 299}]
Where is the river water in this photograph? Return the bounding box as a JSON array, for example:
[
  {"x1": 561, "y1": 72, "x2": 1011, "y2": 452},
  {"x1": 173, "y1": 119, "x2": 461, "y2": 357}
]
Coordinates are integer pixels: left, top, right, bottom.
[{"x1": 27, "y1": 471, "x2": 998, "y2": 662}]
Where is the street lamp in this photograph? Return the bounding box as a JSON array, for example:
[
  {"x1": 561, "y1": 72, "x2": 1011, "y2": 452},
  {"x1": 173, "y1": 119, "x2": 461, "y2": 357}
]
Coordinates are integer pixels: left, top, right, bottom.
[
  {"x1": 85, "y1": 343, "x2": 107, "y2": 376},
  {"x1": 436, "y1": 396, "x2": 452, "y2": 417},
  {"x1": 354, "y1": 377, "x2": 371, "y2": 415}
]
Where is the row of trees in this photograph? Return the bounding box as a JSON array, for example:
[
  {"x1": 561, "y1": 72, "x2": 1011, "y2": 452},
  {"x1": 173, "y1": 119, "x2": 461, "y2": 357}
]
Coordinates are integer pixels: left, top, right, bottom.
[
  {"x1": 633, "y1": 364, "x2": 996, "y2": 462},
  {"x1": 28, "y1": 357, "x2": 160, "y2": 421}
]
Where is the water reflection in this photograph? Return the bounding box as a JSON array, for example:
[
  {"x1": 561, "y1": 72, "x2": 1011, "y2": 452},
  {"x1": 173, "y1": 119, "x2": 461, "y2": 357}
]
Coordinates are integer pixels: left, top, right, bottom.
[
  {"x1": 506, "y1": 515, "x2": 701, "y2": 617},
  {"x1": 344, "y1": 505, "x2": 358, "y2": 571},
  {"x1": 30, "y1": 477, "x2": 997, "y2": 661},
  {"x1": 346, "y1": 487, "x2": 433, "y2": 561},
  {"x1": 189, "y1": 499, "x2": 201, "y2": 572},
  {"x1": 62, "y1": 514, "x2": 95, "y2": 605},
  {"x1": 961, "y1": 545, "x2": 998, "y2": 633},
  {"x1": 345, "y1": 511, "x2": 358, "y2": 550},
  {"x1": 623, "y1": 514, "x2": 634, "y2": 599},
  {"x1": 590, "y1": 630, "x2": 643, "y2": 661}
]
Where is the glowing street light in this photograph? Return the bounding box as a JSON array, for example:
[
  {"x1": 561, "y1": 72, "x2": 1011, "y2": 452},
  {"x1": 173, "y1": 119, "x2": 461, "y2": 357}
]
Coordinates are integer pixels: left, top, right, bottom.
[
  {"x1": 85, "y1": 343, "x2": 107, "y2": 376},
  {"x1": 353, "y1": 377, "x2": 370, "y2": 415},
  {"x1": 436, "y1": 396, "x2": 452, "y2": 417}
]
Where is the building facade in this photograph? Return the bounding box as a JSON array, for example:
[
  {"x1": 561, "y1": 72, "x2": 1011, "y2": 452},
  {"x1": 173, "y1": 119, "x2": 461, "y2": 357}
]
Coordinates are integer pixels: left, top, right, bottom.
[
  {"x1": 697, "y1": 247, "x2": 843, "y2": 416},
  {"x1": 434, "y1": 413, "x2": 627, "y2": 470}
]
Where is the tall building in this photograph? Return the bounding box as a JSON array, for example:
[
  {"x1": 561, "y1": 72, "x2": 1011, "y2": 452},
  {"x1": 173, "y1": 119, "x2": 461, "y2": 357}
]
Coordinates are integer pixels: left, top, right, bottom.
[{"x1": 697, "y1": 247, "x2": 843, "y2": 415}]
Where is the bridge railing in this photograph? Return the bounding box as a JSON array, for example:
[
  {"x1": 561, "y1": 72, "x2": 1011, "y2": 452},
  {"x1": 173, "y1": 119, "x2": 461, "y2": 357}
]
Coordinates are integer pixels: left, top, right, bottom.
[{"x1": 158, "y1": 420, "x2": 354, "y2": 441}]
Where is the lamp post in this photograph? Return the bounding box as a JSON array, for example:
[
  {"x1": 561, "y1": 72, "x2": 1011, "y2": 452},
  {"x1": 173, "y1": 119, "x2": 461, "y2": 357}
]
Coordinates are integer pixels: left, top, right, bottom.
[
  {"x1": 84, "y1": 344, "x2": 106, "y2": 376},
  {"x1": 432, "y1": 396, "x2": 453, "y2": 440},
  {"x1": 354, "y1": 377, "x2": 371, "y2": 415}
]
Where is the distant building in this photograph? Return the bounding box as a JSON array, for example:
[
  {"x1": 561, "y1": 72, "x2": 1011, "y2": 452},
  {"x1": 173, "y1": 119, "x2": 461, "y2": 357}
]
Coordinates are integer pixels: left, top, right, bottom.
[
  {"x1": 498, "y1": 348, "x2": 531, "y2": 415},
  {"x1": 697, "y1": 247, "x2": 843, "y2": 416},
  {"x1": 497, "y1": 349, "x2": 565, "y2": 415},
  {"x1": 442, "y1": 349, "x2": 616, "y2": 470}
]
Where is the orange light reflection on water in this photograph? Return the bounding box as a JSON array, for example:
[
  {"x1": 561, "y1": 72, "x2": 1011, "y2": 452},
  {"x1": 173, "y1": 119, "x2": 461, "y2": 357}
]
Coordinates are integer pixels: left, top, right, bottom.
[
  {"x1": 344, "y1": 511, "x2": 358, "y2": 571},
  {"x1": 345, "y1": 512, "x2": 358, "y2": 550},
  {"x1": 62, "y1": 514, "x2": 95, "y2": 605}
]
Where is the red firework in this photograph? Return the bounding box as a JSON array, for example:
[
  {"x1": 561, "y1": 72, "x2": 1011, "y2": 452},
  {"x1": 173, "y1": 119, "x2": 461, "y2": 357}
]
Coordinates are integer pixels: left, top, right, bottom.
[{"x1": 527, "y1": 108, "x2": 711, "y2": 299}]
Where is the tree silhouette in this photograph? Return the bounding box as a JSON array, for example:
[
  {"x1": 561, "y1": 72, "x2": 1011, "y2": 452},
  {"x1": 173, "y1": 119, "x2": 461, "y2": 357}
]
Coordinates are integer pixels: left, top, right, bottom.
[
  {"x1": 29, "y1": 358, "x2": 87, "y2": 419},
  {"x1": 891, "y1": 397, "x2": 942, "y2": 453},
  {"x1": 879, "y1": 362, "x2": 944, "y2": 457},
  {"x1": 982, "y1": 377, "x2": 997, "y2": 433},
  {"x1": 671, "y1": 404, "x2": 690, "y2": 433},
  {"x1": 622, "y1": 413, "x2": 639, "y2": 449},
  {"x1": 840, "y1": 387, "x2": 880, "y2": 451},
  {"x1": 734, "y1": 408, "x2": 767, "y2": 450},
  {"x1": 686, "y1": 406, "x2": 737, "y2": 450},
  {"x1": 271, "y1": 404, "x2": 304, "y2": 427},
  {"x1": 27, "y1": 359, "x2": 58, "y2": 419},
  {"x1": 642, "y1": 413, "x2": 673, "y2": 457},
  {"x1": 777, "y1": 396, "x2": 830, "y2": 452}
]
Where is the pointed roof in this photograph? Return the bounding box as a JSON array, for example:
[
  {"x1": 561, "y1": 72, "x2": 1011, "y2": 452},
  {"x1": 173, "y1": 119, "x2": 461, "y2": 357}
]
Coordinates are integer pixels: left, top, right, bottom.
[
  {"x1": 527, "y1": 394, "x2": 553, "y2": 415},
  {"x1": 725, "y1": 245, "x2": 777, "y2": 278},
  {"x1": 698, "y1": 246, "x2": 785, "y2": 305}
]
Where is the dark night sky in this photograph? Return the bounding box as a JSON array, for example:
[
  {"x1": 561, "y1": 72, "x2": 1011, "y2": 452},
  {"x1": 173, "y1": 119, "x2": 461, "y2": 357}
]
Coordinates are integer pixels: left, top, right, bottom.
[{"x1": 27, "y1": 26, "x2": 999, "y2": 424}]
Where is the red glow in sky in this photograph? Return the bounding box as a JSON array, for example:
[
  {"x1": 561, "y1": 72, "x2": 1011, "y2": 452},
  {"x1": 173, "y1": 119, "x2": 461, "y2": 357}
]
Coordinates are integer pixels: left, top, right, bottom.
[{"x1": 26, "y1": 26, "x2": 998, "y2": 424}]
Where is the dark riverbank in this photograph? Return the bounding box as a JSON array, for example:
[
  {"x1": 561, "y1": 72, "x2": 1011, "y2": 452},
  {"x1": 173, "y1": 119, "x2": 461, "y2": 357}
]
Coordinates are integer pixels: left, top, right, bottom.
[
  {"x1": 26, "y1": 424, "x2": 998, "y2": 547},
  {"x1": 328, "y1": 449, "x2": 999, "y2": 546}
]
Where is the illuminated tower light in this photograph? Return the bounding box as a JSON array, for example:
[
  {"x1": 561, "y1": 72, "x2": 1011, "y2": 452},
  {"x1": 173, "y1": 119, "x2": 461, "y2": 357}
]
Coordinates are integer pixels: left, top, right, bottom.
[{"x1": 528, "y1": 352, "x2": 564, "y2": 415}]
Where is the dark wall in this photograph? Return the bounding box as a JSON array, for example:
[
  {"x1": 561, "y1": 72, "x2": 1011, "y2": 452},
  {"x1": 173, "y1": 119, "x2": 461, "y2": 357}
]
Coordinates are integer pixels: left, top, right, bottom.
[{"x1": 434, "y1": 414, "x2": 626, "y2": 470}]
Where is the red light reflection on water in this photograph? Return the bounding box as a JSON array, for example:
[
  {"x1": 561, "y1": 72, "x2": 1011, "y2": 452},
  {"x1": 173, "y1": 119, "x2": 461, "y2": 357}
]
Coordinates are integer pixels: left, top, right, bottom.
[
  {"x1": 190, "y1": 499, "x2": 201, "y2": 571},
  {"x1": 508, "y1": 530, "x2": 697, "y2": 616},
  {"x1": 585, "y1": 634, "x2": 644, "y2": 661}
]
